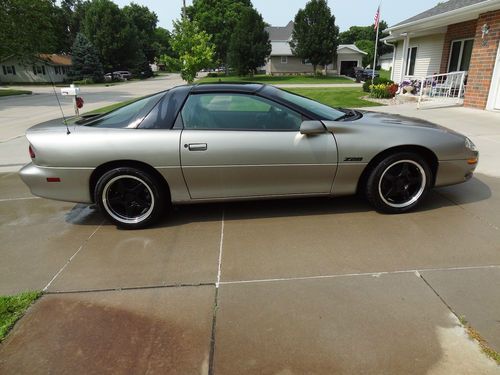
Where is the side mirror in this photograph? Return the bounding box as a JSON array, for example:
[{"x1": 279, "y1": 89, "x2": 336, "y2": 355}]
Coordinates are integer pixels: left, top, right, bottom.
[{"x1": 300, "y1": 120, "x2": 326, "y2": 135}]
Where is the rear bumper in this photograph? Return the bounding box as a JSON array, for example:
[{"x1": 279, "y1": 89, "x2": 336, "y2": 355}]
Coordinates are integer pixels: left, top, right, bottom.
[
  {"x1": 435, "y1": 159, "x2": 478, "y2": 187},
  {"x1": 19, "y1": 163, "x2": 94, "y2": 204}
]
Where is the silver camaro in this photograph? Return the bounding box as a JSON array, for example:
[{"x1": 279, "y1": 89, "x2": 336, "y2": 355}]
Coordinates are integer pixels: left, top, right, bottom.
[{"x1": 20, "y1": 84, "x2": 479, "y2": 229}]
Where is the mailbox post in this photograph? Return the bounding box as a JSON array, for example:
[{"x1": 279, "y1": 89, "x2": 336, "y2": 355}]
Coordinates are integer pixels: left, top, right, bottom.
[{"x1": 60, "y1": 84, "x2": 81, "y2": 116}]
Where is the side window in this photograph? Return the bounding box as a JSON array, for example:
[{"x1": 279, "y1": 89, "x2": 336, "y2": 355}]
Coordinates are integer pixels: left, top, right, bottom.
[
  {"x1": 181, "y1": 93, "x2": 303, "y2": 131},
  {"x1": 138, "y1": 87, "x2": 190, "y2": 129}
]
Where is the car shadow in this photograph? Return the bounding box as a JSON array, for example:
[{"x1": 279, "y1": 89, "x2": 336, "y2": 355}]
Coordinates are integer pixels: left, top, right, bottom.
[{"x1": 66, "y1": 176, "x2": 492, "y2": 229}]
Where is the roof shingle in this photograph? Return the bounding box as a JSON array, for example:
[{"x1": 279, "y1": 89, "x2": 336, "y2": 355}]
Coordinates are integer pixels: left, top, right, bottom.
[{"x1": 393, "y1": 0, "x2": 489, "y2": 27}]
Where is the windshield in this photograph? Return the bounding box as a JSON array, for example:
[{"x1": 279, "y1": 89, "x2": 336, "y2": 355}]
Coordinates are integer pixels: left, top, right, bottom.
[
  {"x1": 269, "y1": 87, "x2": 345, "y2": 121},
  {"x1": 83, "y1": 92, "x2": 166, "y2": 128}
]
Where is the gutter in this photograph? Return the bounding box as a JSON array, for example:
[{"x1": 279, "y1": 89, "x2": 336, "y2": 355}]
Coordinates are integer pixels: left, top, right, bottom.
[{"x1": 386, "y1": 0, "x2": 500, "y2": 32}]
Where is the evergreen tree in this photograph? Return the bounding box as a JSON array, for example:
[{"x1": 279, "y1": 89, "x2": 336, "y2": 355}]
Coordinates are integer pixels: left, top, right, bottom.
[
  {"x1": 290, "y1": 0, "x2": 339, "y2": 74},
  {"x1": 69, "y1": 33, "x2": 104, "y2": 82},
  {"x1": 228, "y1": 7, "x2": 271, "y2": 76}
]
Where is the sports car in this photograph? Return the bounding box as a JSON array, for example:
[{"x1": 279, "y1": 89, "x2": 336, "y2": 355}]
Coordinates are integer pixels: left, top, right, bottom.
[{"x1": 20, "y1": 83, "x2": 479, "y2": 229}]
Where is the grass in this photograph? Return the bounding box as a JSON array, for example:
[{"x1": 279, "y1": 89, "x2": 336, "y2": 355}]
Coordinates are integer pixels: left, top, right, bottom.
[
  {"x1": 197, "y1": 74, "x2": 353, "y2": 85},
  {"x1": 379, "y1": 69, "x2": 392, "y2": 81},
  {"x1": 82, "y1": 98, "x2": 137, "y2": 116},
  {"x1": 0, "y1": 89, "x2": 32, "y2": 97},
  {"x1": 286, "y1": 87, "x2": 381, "y2": 108},
  {"x1": 0, "y1": 291, "x2": 41, "y2": 342},
  {"x1": 458, "y1": 316, "x2": 500, "y2": 365}
]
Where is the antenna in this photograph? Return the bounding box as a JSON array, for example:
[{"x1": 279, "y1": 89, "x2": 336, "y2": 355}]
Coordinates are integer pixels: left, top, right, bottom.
[{"x1": 48, "y1": 69, "x2": 71, "y2": 135}]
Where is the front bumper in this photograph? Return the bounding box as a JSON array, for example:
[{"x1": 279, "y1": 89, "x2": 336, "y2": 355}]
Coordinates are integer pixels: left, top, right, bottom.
[
  {"x1": 435, "y1": 158, "x2": 478, "y2": 187},
  {"x1": 19, "y1": 163, "x2": 94, "y2": 203}
]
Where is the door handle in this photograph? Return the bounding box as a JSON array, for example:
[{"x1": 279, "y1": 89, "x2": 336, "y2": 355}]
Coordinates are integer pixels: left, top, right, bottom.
[{"x1": 185, "y1": 143, "x2": 207, "y2": 151}]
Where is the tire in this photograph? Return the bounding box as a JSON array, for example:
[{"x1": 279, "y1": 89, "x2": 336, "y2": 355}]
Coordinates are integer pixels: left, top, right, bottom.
[
  {"x1": 94, "y1": 167, "x2": 166, "y2": 229},
  {"x1": 365, "y1": 152, "x2": 432, "y2": 214}
]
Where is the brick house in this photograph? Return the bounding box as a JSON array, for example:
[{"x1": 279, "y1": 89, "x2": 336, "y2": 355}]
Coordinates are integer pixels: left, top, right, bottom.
[
  {"x1": 384, "y1": 0, "x2": 500, "y2": 111},
  {"x1": 264, "y1": 21, "x2": 367, "y2": 75}
]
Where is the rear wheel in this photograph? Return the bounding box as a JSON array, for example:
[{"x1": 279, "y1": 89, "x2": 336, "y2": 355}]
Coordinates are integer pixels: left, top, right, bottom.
[
  {"x1": 95, "y1": 167, "x2": 166, "y2": 229},
  {"x1": 365, "y1": 152, "x2": 432, "y2": 213}
]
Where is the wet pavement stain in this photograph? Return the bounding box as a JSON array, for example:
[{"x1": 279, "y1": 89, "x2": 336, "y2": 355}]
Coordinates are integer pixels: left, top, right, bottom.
[{"x1": 0, "y1": 288, "x2": 214, "y2": 375}]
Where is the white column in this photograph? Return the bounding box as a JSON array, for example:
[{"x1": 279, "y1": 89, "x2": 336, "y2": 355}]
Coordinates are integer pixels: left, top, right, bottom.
[{"x1": 399, "y1": 34, "x2": 409, "y2": 83}]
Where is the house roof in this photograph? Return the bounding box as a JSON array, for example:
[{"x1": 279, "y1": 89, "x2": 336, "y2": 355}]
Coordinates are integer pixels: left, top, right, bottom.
[
  {"x1": 38, "y1": 54, "x2": 72, "y2": 66},
  {"x1": 265, "y1": 21, "x2": 294, "y2": 41},
  {"x1": 337, "y1": 44, "x2": 367, "y2": 55},
  {"x1": 393, "y1": 0, "x2": 488, "y2": 27}
]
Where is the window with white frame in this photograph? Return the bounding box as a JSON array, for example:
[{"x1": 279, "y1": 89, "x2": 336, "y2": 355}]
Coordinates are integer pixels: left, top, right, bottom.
[
  {"x1": 448, "y1": 39, "x2": 474, "y2": 72},
  {"x1": 405, "y1": 47, "x2": 417, "y2": 76},
  {"x1": 280, "y1": 56, "x2": 288, "y2": 64}
]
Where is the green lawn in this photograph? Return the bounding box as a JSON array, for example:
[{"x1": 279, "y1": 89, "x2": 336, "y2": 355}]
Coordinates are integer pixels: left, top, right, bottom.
[
  {"x1": 82, "y1": 99, "x2": 137, "y2": 116},
  {"x1": 286, "y1": 87, "x2": 381, "y2": 108},
  {"x1": 0, "y1": 291, "x2": 41, "y2": 341},
  {"x1": 378, "y1": 69, "x2": 392, "y2": 81},
  {"x1": 197, "y1": 74, "x2": 353, "y2": 85},
  {"x1": 0, "y1": 89, "x2": 32, "y2": 97}
]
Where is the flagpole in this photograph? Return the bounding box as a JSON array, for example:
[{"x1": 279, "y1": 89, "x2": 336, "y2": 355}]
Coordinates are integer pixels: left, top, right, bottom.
[{"x1": 372, "y1": 3, "x2": 381, "y2": 82}]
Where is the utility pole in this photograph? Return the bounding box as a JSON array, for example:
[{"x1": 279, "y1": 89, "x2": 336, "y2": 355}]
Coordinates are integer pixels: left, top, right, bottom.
[{"x1": 182, "y1": 0, "x2": 187, "y2": 19}]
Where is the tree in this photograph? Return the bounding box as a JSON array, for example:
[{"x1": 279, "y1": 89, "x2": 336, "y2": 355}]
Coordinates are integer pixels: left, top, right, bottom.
[
  {"x1": 186, "y1": 0, "x2": 252, "y2": 66},
  {"x1": 228, "y1": 7, "x2": 271, "y2": 76},
  {"x1": 354, "y1": 40, "x2": 375, "y2": 67},
  {"x1": 123, "y1": 3, "x2": 158, "y2": 63},
  {"x1": 290, "y1": 0, "x2": 339, "y2": 74},
  {"x1": 68, "y1": 32, "x2": 104, "y2": 82},
  {"x1": 170, "y1": 19, "x2": 214, "y2": 83},
  {"x1": 152, "y1": 27, "x2": 173, "y2": 59},
  {"x1": 81, "y1": 0, "x2": 139, "y2": 71},
  {"x1": 339, "y1": 21, "x2": 392, "y2": 62},
  {"x1": 0, "y1": 0, "x2": 60, "y2": 61}
]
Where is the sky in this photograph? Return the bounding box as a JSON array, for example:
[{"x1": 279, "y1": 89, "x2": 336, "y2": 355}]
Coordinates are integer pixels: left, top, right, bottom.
[{"x1": 112, "y1": 0, "x2": 440, "y2": 31}]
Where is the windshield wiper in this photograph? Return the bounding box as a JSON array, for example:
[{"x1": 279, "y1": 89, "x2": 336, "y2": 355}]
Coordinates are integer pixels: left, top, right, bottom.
[{"x1": 335, "y1": 109, "x2": 357, "y2": 121}]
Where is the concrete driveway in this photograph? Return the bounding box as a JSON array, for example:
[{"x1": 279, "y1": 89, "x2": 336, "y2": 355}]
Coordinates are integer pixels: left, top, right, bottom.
[{"x1": 1, "y1": 104, "x2": 500, "y2": 374}]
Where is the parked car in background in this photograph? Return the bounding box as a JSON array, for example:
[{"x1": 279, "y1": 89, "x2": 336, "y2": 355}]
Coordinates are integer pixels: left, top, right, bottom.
[
  {"x1": 361, "y1": 69, "x2": 380, "y2": 80},
  {"x1": 114, "y1": 71, "x2": 133, "y2": 80},
  {"x1": 20, "y1": 83, "x2": 478, "y2": 229},
  {"x1": 104, "y1": 72, "x2": 124, "y2": 82}
]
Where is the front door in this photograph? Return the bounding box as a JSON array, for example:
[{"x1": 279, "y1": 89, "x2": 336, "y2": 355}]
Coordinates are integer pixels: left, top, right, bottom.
[{"x1": 179, "y1": 92, "x2": 338, "y2": 199}]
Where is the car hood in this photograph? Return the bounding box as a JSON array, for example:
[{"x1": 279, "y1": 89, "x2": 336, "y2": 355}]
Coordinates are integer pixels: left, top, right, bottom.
[{"x1": 353, "y1": 111, "x2": 462, "y2": 136}]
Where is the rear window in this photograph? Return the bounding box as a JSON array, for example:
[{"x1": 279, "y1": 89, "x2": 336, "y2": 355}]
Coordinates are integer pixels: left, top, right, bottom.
[{"x1": 83, "y1": 92, "x2": 165, "y2": 128}]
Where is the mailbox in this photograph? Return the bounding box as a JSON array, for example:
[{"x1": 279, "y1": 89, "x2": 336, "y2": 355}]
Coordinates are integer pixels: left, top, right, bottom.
[{"x1": 60, "y1": 85, "x2": 80, "y2": 96}]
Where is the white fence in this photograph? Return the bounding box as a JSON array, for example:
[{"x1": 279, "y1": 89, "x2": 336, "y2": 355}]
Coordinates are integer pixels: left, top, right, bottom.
[{"x1": 417, "y1": 71, "x2": 467, "y2": 109}]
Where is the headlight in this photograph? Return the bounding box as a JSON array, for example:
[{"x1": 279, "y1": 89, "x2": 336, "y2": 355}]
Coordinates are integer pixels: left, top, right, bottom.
[{"x1": 465, "y1": 137, "x2": 477, "y2": 151}]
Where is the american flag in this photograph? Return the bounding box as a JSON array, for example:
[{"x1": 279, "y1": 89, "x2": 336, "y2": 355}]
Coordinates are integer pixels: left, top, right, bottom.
[{"x1": 374, "y1": 5, "x2": 381, "y2": 30}]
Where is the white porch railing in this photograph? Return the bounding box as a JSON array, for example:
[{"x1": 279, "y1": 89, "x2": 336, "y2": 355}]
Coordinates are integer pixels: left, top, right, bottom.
[{"x1": 417, "y1": 71, "x2": 467, "y2": 109}]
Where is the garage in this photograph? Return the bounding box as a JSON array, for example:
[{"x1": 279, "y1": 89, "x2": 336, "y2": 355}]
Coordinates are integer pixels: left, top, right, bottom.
[
  {"x1": 340, "y1": 60, "x2": 358, "y2": 76},
  {"x1": 336, "y1": 44, "x2": 367, "y2": 76}
]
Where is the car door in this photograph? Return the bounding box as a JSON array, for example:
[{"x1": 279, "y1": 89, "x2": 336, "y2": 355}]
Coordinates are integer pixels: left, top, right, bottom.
[{"x1": 179, "y1": 92, "x2": 338, "y2": 199}]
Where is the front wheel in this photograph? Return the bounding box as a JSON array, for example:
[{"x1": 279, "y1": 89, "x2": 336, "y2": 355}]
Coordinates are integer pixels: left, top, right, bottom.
[
  {"x1": 95, "y1": 167, "x2": 166, "y2": 229},
  {"x1": 365, "y1": 152, "x2": 432, "y2": 214}
]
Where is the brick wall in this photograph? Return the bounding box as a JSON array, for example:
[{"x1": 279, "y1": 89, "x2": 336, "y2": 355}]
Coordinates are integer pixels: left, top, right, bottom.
[
  {"x1": 464, "y1": 10, "x2": 500, "y2": 108},
  {"x1": 439, "y1": 19, "x2": 478, "y2": 74}
]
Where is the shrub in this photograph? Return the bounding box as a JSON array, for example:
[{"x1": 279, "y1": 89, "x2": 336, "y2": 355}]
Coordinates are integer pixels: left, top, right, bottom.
[
  {"x1": 369, "y1": 83, "x2": 397, "y2": 99},
  {"x1": 363, "y1": 79, "x2": 372, "y2": 92},
  {"x1": 207, "y1": 72, "x2": 219, "y2": 77}
]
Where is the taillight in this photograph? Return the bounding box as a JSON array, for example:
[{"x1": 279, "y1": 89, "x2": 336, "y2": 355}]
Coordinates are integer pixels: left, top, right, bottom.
[{"x1": 29, "y1": 145, "x2": 35, "y2": 159}]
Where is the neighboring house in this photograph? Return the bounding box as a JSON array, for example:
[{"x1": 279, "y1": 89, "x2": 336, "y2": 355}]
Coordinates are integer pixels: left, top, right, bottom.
[
  {"x1": 379, "y1": 52, "x2": 394, "y2": 71},
  {"x1": 384, "y1": 0, "x2": 500, "y2": 110},
  {"x1": 264, "y1": 21, "x2": 367, "y2": 75},
  {"x1": 0, "y1": 54, "x2": 72, "y2": 84}
]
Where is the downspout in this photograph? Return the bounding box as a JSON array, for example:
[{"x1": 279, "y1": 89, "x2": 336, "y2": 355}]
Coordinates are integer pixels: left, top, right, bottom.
[{"x1": 384, "y1": 39, "x2": 396, "y2": 81}]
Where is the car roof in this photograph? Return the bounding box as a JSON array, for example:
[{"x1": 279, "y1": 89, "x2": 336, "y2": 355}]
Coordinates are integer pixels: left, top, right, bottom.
[{"x1": 190, "y1": 83, "x2": 264, "y2": 94}]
